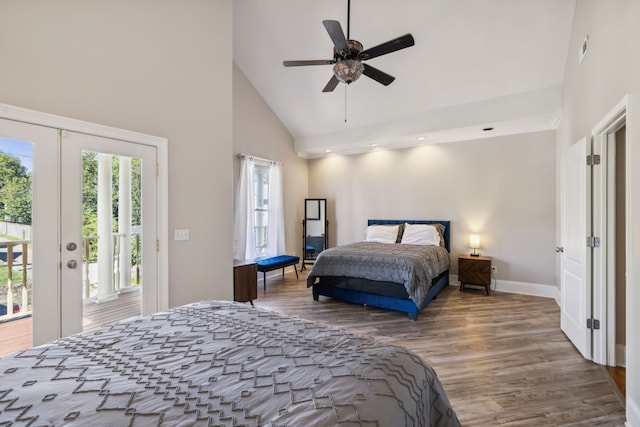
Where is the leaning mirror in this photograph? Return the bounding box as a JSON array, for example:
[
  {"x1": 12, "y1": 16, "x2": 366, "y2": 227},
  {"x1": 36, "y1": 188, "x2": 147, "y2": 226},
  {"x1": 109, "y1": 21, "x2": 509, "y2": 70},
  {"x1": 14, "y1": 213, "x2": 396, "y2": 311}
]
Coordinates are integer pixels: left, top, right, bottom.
[{"x1": 302, "y1": 198, "x2": 327, "y2": 270}]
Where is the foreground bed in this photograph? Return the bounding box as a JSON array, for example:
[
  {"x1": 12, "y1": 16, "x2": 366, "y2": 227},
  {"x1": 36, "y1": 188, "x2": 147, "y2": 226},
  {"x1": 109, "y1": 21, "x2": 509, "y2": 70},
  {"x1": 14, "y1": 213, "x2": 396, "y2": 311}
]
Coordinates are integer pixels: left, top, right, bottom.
[
  {"x1": 0, "y1": 301, "x2": 460, "y2": 426},
  {"x1": 307, "y1": 220, "x2": 451, "y2": 320}
]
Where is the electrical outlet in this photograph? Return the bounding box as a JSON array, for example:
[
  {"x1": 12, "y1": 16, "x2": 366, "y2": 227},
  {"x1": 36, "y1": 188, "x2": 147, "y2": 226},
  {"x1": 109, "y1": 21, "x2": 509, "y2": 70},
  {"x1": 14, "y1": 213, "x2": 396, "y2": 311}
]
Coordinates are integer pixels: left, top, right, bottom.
[
  {"x1": 174, "y1": 229, "x2": 190, "y2": 241},
  {"x1": 491, "y1": 265, "x2": 497, "y2": 274}
]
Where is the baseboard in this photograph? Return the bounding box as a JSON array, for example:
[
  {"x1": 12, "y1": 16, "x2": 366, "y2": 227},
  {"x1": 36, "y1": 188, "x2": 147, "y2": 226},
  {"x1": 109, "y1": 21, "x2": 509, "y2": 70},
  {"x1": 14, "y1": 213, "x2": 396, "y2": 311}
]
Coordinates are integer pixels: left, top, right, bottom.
[
  {"x1": 450, "y1": 274, "x2": 557, "y2": 299},
  {"x1": 554, "y1": 286, "x2": 561, "y2": 307},
  {"x1": 627, "y1": 396, "x2": 639, "y2": 427}
]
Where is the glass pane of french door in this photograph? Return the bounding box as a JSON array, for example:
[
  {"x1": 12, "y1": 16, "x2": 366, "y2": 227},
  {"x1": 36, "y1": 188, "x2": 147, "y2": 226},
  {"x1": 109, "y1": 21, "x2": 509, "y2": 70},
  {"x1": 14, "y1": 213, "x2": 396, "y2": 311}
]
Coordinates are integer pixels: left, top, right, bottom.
[
  {"x1": 0, "y1": 118, "x2": 58, "y2": 356},
  {"x1": 61, "y1": 131, "x2": 158, "y2": 337}
]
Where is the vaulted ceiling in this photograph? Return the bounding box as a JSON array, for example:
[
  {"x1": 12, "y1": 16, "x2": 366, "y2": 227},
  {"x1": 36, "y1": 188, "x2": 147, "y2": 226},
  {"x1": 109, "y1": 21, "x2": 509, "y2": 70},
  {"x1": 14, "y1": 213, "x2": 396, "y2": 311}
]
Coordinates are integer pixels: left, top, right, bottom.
[{"x1": 233, "y1": 0, "x2": 576, "y2": 158}]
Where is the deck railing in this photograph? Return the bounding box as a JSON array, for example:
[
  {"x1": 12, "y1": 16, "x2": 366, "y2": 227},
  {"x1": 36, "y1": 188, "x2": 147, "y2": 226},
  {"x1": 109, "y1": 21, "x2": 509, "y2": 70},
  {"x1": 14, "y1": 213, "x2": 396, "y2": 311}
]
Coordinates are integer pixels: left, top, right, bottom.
[
  {"x1": 0, "y1": 241, "x2": 30, "y2": 322},
  {"x1": 0, "y1": 233, "x2": 141, "y2": 322}
]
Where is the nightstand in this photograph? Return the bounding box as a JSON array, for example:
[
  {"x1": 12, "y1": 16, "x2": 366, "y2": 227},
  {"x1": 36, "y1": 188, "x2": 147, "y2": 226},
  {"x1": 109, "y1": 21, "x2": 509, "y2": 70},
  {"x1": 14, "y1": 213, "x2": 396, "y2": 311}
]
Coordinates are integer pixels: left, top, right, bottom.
[
  {"x1": 233, "y1": 260, "x2": 257, "y2": 305},
  {"x1": 458, "y1": 255, "x2": 492, "y2": 295}
]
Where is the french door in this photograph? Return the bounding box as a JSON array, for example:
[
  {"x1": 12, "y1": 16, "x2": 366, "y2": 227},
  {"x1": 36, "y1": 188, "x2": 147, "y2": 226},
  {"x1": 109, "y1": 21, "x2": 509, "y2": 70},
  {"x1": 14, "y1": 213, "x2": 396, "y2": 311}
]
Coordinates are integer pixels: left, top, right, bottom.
[
  {"x1": 0, "y1": 118, "x2": 58, "y2": 348},
  {"x1": 60, "y1": 131, "x2": 158, "y2": 338},
  {"x1": 0, "y1": 116, "x2": 160, "y2": 349}
]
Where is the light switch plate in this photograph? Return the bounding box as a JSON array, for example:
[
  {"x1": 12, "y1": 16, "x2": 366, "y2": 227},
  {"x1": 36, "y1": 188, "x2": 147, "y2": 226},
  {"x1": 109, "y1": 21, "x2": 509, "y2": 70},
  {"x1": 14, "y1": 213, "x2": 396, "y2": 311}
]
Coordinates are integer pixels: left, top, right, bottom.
[{"x1": 174, "y1": 229, "x2": 189, "y2": 241}]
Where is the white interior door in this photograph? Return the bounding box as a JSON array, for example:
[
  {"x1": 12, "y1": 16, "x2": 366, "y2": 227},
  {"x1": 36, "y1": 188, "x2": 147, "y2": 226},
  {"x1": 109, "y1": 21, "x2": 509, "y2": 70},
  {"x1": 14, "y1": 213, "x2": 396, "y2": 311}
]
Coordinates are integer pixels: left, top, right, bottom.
[
  {"x1": 60, "y1": 131, "x2": 158, "y2": 337},
  {"x1": 560, "y1": 137, "x2": 592, "y2": 359}
]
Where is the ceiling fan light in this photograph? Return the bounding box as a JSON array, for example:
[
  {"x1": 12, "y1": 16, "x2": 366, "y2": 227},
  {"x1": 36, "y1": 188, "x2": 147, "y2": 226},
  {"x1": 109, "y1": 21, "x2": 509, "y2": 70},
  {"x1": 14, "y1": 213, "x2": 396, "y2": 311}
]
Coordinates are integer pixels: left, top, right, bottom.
[{"x1": 333, "y1": 60, "x2": 364, "y2": 84}]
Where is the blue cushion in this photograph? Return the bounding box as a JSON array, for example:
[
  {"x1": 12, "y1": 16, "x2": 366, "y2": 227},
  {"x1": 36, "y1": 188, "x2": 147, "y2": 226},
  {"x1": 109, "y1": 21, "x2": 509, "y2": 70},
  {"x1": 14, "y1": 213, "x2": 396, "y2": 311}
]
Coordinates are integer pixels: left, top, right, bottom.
[{"x1": 256, "y1": 255, "x2": 299, "y2": 270}]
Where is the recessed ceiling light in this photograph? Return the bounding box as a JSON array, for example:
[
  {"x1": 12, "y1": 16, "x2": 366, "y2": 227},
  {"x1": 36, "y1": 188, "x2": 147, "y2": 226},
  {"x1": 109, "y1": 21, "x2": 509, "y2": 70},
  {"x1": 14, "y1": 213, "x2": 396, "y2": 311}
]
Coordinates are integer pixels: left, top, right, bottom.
[
  {"x1": 370, "y1": 143, "x2": 378, "y2": 147},
  {"x1": 324, "y1": 149, "x2": 332, "y2": 153},
  {"x1": 483, "y1": 127, "x2": 494, "y2": 131},
  {"x1": 417, "y1": 136, "x2": 427, "y2": 141}
]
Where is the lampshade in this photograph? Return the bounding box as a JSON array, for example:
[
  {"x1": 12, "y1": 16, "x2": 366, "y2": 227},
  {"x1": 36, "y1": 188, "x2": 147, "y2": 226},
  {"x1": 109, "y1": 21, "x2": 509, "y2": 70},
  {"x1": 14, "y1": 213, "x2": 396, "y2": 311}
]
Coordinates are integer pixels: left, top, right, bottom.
[
  {"x1": 469, "y1": 234, "x2": 480, "y2": 249},
  {"x1": 333, "y1": 60, "x2": 364, "y2": 84}
]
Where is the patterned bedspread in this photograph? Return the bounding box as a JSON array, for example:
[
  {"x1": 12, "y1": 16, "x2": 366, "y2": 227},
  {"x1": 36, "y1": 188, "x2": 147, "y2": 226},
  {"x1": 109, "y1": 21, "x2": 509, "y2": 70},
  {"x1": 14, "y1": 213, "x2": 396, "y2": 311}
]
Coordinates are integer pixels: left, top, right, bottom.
[
  {"x1": 306, "y1": 242, "x2": 451, "y2": 307},
  {"x1": 0, "y1": 301, "x2": 460, "y2": 426}
]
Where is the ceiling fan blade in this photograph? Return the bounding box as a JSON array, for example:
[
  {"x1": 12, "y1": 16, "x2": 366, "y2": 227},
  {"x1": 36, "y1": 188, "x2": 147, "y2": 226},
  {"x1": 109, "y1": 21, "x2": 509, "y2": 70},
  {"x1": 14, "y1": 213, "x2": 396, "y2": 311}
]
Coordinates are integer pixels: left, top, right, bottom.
[
  {"x1": 283, "y1": 59, "x2": 335, "y2": 67},
  {"x1": 322, "y1": 75, "x2": 340, "y2": 92},
  {"x1": 358, "y1": 34, "x2": 415, "y2": 60},
  {"x1": 362, "y1": 64, "x2": 395, "y2": 86},
  {"x1": 323, "y1": 20, "x2": 350, "y2": 56}
]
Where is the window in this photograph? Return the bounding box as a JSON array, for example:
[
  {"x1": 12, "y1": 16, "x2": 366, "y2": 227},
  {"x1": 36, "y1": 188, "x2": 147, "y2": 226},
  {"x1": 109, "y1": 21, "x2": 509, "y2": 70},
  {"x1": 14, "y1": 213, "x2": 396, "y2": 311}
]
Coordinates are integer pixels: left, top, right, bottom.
[
  {"x1": 253, "y1": 163, "x2": 269, "y2": 257},
  {"x1": 234, "y1": 155, "x2": 285, "y2": 261}
]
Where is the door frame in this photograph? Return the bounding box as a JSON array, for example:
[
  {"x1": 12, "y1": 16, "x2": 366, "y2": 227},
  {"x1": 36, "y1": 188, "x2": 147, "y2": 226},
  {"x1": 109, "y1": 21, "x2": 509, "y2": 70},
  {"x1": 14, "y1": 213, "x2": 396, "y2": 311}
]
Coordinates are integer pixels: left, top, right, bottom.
[
  {"x1": 591, "y1": 95, "x2": 628, "y2": 366},
  {"x1": 0, "y1": 102, "x2": 169, "y2": 345}
]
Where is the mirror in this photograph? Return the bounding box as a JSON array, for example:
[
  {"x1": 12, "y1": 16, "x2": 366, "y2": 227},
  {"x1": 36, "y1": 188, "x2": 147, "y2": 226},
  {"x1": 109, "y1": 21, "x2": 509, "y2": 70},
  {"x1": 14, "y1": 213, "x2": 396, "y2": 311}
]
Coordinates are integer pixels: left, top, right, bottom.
[{"x1": 302, "y1": 198, "x2": 327, "y2": 269}]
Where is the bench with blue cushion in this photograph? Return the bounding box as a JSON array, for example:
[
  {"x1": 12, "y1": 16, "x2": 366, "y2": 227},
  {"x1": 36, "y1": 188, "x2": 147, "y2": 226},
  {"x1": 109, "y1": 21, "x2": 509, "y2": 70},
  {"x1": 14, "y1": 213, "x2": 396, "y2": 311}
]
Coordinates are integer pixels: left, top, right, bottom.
[{"x1": 256, "y1": 255, "x2": 300, "y2": 290}]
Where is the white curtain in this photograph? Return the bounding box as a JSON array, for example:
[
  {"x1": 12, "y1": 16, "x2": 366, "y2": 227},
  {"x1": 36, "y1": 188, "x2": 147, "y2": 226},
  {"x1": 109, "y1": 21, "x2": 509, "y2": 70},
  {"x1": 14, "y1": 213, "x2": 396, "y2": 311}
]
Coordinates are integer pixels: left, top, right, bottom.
[
  {"x1": 233, "y1": 157, "x2": 257, "y2": 261},
  {"x1": 233, "y1": 156, "x2": 286, "y2": 260}
]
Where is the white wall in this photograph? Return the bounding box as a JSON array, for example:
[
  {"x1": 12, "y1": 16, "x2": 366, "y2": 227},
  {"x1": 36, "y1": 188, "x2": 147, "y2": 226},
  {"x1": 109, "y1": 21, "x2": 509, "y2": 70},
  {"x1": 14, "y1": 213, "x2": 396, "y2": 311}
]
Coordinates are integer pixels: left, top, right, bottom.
[
  {"x1": 0, "y1": 1, "x2": 234, "y2": 306},
  {"x1": 557, "y1": 0, "x2": 639, "y2": 424},
  {"x1": 232, "y1": 64, "x2": 308, "y2": 257},
  {"x1": 308, "y1": 131, "x2": 556, "y2": 287}
]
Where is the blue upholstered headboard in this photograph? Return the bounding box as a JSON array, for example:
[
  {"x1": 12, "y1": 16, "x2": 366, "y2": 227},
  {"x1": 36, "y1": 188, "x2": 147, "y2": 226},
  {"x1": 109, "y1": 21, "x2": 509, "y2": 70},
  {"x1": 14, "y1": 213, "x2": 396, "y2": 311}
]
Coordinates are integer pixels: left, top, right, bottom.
[{"x1": 367, "y1": 219, "x2": 451, "y2": 252}]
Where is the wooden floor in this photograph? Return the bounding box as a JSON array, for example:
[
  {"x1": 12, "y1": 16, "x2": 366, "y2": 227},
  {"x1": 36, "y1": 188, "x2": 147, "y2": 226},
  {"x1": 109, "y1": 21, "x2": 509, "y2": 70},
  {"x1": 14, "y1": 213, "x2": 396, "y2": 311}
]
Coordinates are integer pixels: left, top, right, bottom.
[
  {"x1": 255, "y1": 271, "x2": 627, "y2": 426},
  {"x1": 0, "y1": 289, "x2": 141, "y2": 357},
  {"x1": 0, "y1": 274, "x2": 627, "y2": 425},
  {"x1": 606, "y1": 366, "x2": 626, "y2": 397}
]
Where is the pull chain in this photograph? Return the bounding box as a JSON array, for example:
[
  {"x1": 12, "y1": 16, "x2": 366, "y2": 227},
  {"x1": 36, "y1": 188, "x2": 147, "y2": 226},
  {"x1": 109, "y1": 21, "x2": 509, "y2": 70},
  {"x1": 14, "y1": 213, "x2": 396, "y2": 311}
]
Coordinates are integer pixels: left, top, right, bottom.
[{"x1": 344, "y1": 85, "x2": 348, "y2": 123}]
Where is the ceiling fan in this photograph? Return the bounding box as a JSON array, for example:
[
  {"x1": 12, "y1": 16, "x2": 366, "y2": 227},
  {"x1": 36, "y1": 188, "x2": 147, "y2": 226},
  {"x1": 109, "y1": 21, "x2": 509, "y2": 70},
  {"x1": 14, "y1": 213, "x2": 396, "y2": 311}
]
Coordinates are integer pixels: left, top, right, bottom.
[{"x1": 283, "y1": 0, "x2": 415, "y2": 92}]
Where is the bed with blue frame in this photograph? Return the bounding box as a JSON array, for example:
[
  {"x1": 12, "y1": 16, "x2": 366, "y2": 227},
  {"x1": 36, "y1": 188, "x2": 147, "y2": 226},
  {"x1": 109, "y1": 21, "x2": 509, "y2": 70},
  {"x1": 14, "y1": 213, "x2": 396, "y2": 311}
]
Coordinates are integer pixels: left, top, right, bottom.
[{"x1": 308, "y1": 220, "x2": 451, "y2": 320}]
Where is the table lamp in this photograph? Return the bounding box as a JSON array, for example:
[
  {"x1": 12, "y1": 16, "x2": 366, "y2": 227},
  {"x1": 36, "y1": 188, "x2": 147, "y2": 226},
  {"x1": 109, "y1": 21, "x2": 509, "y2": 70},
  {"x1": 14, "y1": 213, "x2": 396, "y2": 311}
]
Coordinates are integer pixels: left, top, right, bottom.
[{"x1": 469, "y1": 233, "x2": 480, "y2": 257}]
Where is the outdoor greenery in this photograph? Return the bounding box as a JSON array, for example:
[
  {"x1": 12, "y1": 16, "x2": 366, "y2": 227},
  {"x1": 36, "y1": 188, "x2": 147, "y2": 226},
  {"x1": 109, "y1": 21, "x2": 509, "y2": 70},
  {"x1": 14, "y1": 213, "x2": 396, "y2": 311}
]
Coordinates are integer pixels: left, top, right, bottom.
[
  {"x1": 0, "y1": 153, "x2": 31, "y2": 224},
  {"x1": 0, "y1": 263, "x2": 24, "y2": 287}
]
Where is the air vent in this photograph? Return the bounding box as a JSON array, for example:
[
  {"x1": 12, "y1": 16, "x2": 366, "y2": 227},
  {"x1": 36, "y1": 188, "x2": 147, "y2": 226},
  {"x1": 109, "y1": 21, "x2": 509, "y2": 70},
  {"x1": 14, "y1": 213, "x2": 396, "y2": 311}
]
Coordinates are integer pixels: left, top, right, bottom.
[{"x1": 578, "y1": 35, "x2": 589, "y2": 64}]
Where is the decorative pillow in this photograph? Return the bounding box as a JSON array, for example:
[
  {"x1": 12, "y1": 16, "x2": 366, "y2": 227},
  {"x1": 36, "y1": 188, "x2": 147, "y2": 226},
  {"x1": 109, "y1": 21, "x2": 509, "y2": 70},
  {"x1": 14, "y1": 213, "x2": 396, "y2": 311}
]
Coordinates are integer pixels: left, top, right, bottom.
[
  {"x1": 401, "y1": 223, "x2": 441, "y2": 246},
  {"x1": 432, "y1": 223, "x2": 446, "y2": 247},
  {"x1": 365, "y1": 225, "x2": 400, "y2": 244}
]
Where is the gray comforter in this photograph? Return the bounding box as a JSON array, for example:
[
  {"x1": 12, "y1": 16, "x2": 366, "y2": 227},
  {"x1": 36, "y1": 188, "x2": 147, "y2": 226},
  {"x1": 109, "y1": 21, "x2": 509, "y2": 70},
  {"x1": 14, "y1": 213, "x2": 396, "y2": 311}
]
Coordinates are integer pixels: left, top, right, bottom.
[
  {"x1": 0, "y1": 301, "x2": 459, "y2": 426},
  {"x1": 307, "y1": 242, "x2": 451, "y2": 308}
]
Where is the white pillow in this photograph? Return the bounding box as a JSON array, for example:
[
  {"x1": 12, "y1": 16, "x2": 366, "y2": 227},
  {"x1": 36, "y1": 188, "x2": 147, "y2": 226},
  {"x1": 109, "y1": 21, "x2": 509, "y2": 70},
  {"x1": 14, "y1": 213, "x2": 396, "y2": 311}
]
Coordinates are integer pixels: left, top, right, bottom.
[
  {"x1": 365, "y1": 225, "x2": 400, "y2": 244},
  {"x1": 401, "y1": 223, "x2": 440, "y2": 246}
]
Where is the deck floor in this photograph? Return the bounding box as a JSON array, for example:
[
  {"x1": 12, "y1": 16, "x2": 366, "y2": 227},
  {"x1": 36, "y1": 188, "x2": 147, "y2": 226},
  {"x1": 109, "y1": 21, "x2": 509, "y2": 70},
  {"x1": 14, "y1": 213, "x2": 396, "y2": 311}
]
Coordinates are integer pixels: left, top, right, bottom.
[{"x1": 0, "y1": 289, "x2": 141, "y2": 357}]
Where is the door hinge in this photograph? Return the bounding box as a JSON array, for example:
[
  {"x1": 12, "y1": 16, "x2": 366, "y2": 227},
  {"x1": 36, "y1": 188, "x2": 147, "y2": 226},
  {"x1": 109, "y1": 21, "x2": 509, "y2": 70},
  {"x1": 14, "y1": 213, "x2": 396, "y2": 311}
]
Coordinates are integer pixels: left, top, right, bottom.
[
  {"x1": 586, "y1": 154, "x2": 601, "y2": 166},
  {"x1": 586, "y1": 236, "x2": 600, "y2": 248},
  {"x1": 156, "y1": 163, "x2": 160, "y2": 176},
  {"x1": 586, "y1": 318, "x2": 600, "y2": 330},
  {"x1": 156, "y1": 239, "x2": 159, "y2": 251}
]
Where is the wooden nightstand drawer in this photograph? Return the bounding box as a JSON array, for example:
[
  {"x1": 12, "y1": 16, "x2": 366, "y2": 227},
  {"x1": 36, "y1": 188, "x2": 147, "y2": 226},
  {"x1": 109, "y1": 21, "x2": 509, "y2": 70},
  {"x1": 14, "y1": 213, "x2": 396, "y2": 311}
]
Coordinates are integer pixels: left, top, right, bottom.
[{"x1": 458, "y1": 255, "x2": 492, "y2": 294}]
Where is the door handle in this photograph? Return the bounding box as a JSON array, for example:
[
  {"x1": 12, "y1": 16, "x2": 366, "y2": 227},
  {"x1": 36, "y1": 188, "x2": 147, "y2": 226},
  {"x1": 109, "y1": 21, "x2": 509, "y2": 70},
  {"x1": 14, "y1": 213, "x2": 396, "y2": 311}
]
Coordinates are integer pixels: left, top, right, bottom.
[
  {"x1": 555, "y1": 246, "x2": 564, "y2": 253},
  {"x1": 67, "y1": 260, "x2": 78, "y2": 269},
  {"x1": 66, "y1": 242, "x2": 77, "y2": 251}
]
